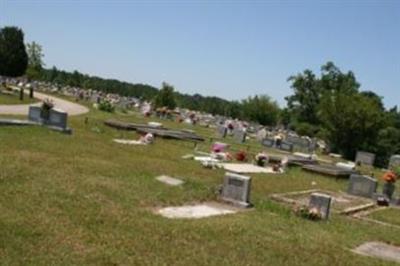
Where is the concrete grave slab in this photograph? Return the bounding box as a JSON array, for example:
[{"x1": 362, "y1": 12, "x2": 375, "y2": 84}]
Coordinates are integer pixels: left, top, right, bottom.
[
  {"x1": 353, "y1": 242, "x2": 400, "y2": 263},
  {"x1": 113, "y1": 139, "x2": 145, "y2": 145},
  {"x1": 156, "y1": 203, "x2": 237, "y2": 219},
  {"x1": 156, "y1": 175, "x2": 184, "y2": 186},
  {"x1": 219, "y1": 163, "x2": 279, "y2": 174}
]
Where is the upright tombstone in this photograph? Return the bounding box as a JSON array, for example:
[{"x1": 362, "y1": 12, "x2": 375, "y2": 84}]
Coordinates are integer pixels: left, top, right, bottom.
[
  {"x1": 233, "y1": 129, "x2": 246, "y2": 143},
  {"x1": 261, "y1": 138, "x2": 275, "y2": 148},
  {"x1": 280, "y1": 141, "x2": 293, "y2": 152},
  {"x1": 309, "y1": 193, "x2": 332, "y2": 219},
  {"x1": 347, "y1": 174, "x2": 378, "y2": 198},
  {"x1": 389, "y1": 155, "x2": 400, "y2": 170},
  {"x1": 217, "y1": 125, "x2": 227, "y2": 138},
  {"x1": 221, "y1": 172, "x2": 251, "y2": 208},
  {"x1": 48, "y1": 108, "x2": 68, "y2": 129},
  {"x1": 28, "y1": 106, "x2": 42, "y2": 123},
  {"x1": 355, "y1": 151, "x2": 376, "y2": 166}
]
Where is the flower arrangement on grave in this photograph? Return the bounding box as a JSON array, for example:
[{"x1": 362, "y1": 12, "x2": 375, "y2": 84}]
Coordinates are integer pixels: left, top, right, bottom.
[
  {"x1": 294, "y1": 205, "x2": 322, "y2": 221},
  {"x1": 40, "y1": 98, "x2": 54, "y2": 120},
  {"x1": 255, "y1": 152, "x2": 268, "y2": 167},
  {"x1": 381, "y1": 168, "x2": 398, "y2": 200},
  {"x1": 235, "y1": 151, "x2": 247, "y2": 162}
]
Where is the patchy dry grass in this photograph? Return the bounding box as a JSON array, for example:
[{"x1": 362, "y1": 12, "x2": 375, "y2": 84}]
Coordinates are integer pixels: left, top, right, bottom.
[{"x1": 0, "y1": 102, "x2": 399, "y2": 265}]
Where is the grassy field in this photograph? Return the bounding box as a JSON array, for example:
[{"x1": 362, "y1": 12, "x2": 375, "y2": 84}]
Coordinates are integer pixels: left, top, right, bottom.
[
  {"x1": 0, "y1": 99, "x2": 399, "y2": 265},
  {"x1": 369, "y1": 208, "x2": 400, "y2": 227},
  {"x1": 0, "y1": 92, "x2": 39, "y2": 105}
]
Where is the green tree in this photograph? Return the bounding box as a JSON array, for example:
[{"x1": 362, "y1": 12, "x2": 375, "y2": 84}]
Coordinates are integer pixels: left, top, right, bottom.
[
  {"x1": 26, "y1": 41, "x2": 44, "y2": 80},
  {"x1": 241, "y1": 95, "x2": 280, "y2": 126},
  {"x1": 318, "y1": 91, "x2": 385, "y2": 159},
  {"x1": 286, "y1": 69, "x2": 320, "y2": 125},
  {"x1": 0, "y1": 26, "x2": 28, "y2": 77},
  {"x1": 154, "y1": 82, "x2": 177, "y2": 109}
]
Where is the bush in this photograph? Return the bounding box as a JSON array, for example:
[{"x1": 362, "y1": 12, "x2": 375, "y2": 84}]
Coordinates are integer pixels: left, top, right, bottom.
[
  {"x1": 294, "y1": 122, "x2": 318, "y2": 137},
  {"x1": 98, "y1": 100, "x2": 115, "y2": 113}
]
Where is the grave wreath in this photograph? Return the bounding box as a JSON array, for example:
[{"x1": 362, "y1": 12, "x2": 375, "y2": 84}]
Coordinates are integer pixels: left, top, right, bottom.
[{"x1": 40, "y1": 98, "x2": 54, "y2": 120}]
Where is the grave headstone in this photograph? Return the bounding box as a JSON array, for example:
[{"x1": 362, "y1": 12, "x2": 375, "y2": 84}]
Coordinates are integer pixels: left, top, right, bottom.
[
  {"x1": 233, "y1": 129, "x2": 246, "y2": 143},
  {"x1": 280, "y1": 141, "x2": 293, "y2": 152},
  {"x1": 389, "y1": 155, "x2": 400, "y2": 170},
  {"x1": 221, "y1": 172, "x2": 251, "y2": 208},
  {"x1": 355, "y1": 151, "x2": 376, "y2": 166},
  {"x1": 309, "y1": 193, "x2": 332, "y2": 219},
  {"x1": 261, "y1": 138, "x2": 274, "y2": 148},
  {"x1": 28, "y1": 106, "x2": 42, "y2": 123},
  {"x1": 48, "y1": 109, "x2": 68, "y2": 129},
  {"x1": 217, "y1": 125, "x2": 227, "y2": 138},
  {"x1": 347, "y1": 174, "x2": 378, "y2": 198}
]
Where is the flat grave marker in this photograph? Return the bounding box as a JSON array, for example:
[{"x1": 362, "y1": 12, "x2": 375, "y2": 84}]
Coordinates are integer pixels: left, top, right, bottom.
[
  {"x1": 156, "y1": 175, "x2": 184, "y2": 186},
  {"x1": 353, "y1": 242, "x2": 400, "y2": 263}
]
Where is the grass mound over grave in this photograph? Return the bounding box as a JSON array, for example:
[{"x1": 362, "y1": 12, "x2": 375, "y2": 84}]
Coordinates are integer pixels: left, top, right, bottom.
[
  {"x1": 0, "y1": 94, "x2": 399, "y2": 265},
  {"x1": 369, "y1": 208, "x2": 400, "y2": 227},
  {"x1": 0, "y1": 92, "x2": 39, "y2": 104}
]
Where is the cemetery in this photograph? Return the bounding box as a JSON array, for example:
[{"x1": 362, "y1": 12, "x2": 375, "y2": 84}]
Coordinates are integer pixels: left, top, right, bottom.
[{"x1": 1, "y1": 82, "x2": 399, "y2": 265}]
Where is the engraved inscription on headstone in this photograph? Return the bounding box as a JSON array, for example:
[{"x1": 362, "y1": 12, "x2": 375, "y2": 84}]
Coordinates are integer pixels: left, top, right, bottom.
[
  {"x1": 221, "y1": 172, "x2": 251, "y2": 207},
  {"x1": 347, "y1": 174, "x2": 377, "y2": 198},
  {"x1": 309, "y1": 193, "x2": 332, "y2": 219},
  {"x1": 355, "y1": 151, "x2": 376, "y2": 166}
]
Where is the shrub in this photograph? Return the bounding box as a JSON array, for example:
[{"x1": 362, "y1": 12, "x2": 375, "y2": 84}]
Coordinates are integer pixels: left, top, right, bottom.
[{"x1": 98, "y1": 100, "x2": 115, "y2": 113}]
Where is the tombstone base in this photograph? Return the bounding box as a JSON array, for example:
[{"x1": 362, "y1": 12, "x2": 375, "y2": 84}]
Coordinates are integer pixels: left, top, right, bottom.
[{"x1": 221, "y1": 197, "x2": 252, "y2": 208}]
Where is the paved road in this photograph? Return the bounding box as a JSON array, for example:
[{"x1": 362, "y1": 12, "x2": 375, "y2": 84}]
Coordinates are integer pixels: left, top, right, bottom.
[{"x1": 0, "y1": 87, "x2": 89, "y2": 116}]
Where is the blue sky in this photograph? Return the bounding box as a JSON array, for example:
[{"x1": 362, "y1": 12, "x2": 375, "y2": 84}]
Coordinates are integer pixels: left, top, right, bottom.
[{"x1": 1, "y1": 0, "x2": 399, "y2": 108}]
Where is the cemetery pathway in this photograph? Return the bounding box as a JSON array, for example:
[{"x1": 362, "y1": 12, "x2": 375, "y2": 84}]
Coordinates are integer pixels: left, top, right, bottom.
[{"x1": 0, "y1": 87, "x2": 89, "y2": 116}]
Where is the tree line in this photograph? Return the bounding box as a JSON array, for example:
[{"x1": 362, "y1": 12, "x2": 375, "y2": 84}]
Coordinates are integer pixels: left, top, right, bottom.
[{"x1": 1, "y1": 26, "x2": 399, "y2": 166}]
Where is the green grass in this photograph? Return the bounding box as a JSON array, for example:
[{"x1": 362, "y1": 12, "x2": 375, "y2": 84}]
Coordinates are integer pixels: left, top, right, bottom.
[
  {"x1": 0, "y1": 102, "x2": 399, "y2": 265},
  {"x1": 369, "y1": 208, "x2": 400, "y2": 227},
  {"x1": 0, "y1": 92, "x2": 39, "y2": 105}
]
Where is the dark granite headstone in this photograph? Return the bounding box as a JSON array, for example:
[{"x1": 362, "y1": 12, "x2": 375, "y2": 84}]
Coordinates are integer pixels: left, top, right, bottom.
[
  {"x1": 48, "y1": 109, "x2": 68, "y2": 129},
  {"x1": 28, "y1": 106, "x2": 42, "y2": 123}
]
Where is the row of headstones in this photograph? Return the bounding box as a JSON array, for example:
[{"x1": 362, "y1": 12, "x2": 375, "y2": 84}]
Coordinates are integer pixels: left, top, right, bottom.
[
  {"x1": 261, "y1": 138, "x2": 294, "y2": 152},
  {"x1": 28, "y1": 106, "x2": 69, "y2": 131},
  {"x1": 217, "y1": 125, "x2": 247, "y2": 143},
  {"x1": 223, "y1": 172, "x2": 381, "y2": 218},
  {"x1": 222, "y1": 172, "x2": 396, "y2": 220},
  {"x1": 314, "y1": 174, "x2": 397, "y2": 219}
]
